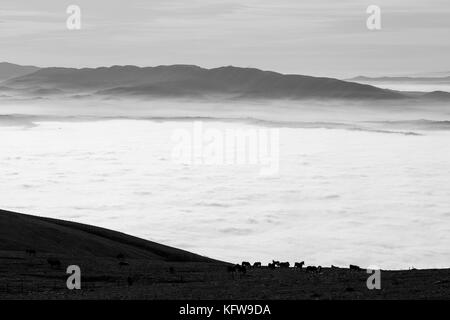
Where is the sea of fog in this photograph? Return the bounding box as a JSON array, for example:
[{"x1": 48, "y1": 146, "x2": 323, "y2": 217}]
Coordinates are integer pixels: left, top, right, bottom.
[{"x1": 0, "y1": 99, "x2": 449, "y2": 269}]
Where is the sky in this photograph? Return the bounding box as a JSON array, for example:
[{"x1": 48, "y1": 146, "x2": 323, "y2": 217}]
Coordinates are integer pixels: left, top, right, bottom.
[{"x1": 0, "y1": 0, "x2": 449, "y2": 78}]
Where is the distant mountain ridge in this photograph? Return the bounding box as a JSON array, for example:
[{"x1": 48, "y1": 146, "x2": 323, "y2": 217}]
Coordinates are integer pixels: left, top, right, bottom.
[
  {"x1": 422, "y1": 91, "x2": 450, "y2": 99},
  {"x1": 2, "y1": 63, "x2": 449, "y2": 101},
  {"x1": 2, "y1": 64, "x2": 406, "y2": 100},
  {"x1": 0, "y1": 62, "x2": 40, "y2": 81},
  {"x1": 348, "y1": 75, "x2": 450, "y2": 83}
]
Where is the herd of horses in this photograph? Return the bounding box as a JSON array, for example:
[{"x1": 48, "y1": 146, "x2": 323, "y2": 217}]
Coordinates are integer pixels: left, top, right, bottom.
[
  {"x1": 227, "y1": 261, "x2": 365, "y2": 275},
  {"x1": 26, "y1": 249, "x2": 364, "y2": 275},
  {"x1": 227, "y1": 260, "x2": 329, "y2": 274}
]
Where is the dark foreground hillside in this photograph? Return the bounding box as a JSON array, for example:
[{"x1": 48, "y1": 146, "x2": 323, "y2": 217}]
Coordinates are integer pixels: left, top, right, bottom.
[{"x1": 0, "y1": 209, "x2": 449, "y2": 299}]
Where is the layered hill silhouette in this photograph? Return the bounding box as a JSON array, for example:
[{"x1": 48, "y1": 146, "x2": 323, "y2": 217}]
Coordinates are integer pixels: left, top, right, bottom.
[
  {"x1": 347, "y1": 75, "x2": 450, "y2": 101},
  {"x1": 422, "y1": 91, "x2": 450, "y2": 99},
  {"x1": 2, "y1": 64, "x2": 407, "y2": 100},
  {"x1": 0, "y1": 209, "x2": 215, "y2": 262},
  {"x1": 0, "y1": 62, "x2": 40, "y2": 82},
  {"x1": 349, "y1": 75, "x2": 450, "y2": 84},
  {"x1": 2, "y1": 63, "x2": 450, "y2": 101}
]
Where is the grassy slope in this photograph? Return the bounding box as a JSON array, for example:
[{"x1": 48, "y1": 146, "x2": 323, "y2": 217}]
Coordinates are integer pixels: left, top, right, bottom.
[
  {"x1": 0, "y1": 209, "x2": 216, "y2": 262},
  {"x1": 1, "y1": 209, "x2": 449, "y2": 299}
]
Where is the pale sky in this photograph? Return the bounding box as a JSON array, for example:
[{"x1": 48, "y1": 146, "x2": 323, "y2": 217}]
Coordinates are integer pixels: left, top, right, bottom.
[{"x1": 0, "y1": 0, "x2": 449, "y2": 78}]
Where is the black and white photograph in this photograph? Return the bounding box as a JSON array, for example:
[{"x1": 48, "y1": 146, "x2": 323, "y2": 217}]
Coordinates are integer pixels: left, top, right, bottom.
[{"x1": 0, "y1": 0, "x2": 449, "y2": 310}]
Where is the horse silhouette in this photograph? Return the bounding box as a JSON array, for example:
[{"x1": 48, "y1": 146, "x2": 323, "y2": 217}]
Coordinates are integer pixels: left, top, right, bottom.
[
  {"x1": 25, "y1": 249, "x2": 36, "y2": 257},
  {"x1": 306, "y1": 265, "x2": 322, "y2": 273},
  {"x1": 349, "y1": 264, "x2": 362, "y2": 271},
  {"x1": 47, "y1": 258, "x2": 61, "y2": 269}
]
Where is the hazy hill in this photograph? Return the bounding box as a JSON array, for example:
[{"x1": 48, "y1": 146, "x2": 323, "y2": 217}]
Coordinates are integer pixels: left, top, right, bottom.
[
  {"x1": 0, "y1": 209, "x2": 215, "y2": 262},
  {"x1": 421, "y1": 90, "x2": 450, "y2": 100},
  {"x1": 349, "y1": 75, "x2": 450, "y2": 84},
  {"x1": 0, "y1": 62, "x2": 40, "y2": 82},
  {"x1": 4, "y1": 64, "x2": 404, "y2": 100}
]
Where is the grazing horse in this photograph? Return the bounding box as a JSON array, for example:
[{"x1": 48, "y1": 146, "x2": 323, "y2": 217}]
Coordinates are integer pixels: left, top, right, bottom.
[
  {"x1": 237, "y1": 265, "x2": 247, "y2": 274},
  {"x1": 228, "y1": 264, "x2": 247, "y2": 275},
  {"x1": 47, "y1": 258, "x2": 61, "y2": 269},
  {"x1": 117, "y1": 253, "x2": 125, "y2": 260},
  {"x1": 228, "y1": 264, "x2": 247, "y2": 279},
  {"x1": 294, "y1": 261, "x2": 305, "y2": 269},
  {"x1": 306, "y1": 266, "x2": 322, "y2": 273},
  {"x1": 227, "y1": 265, "x2": 236, "y2": 273},
  {"x1": 279, "y1": 262, "x2": 290, "y2": 268},
  {"x1": 272, "y1": 260, "x2": 280, "y2": 267},
  {"x1": 253, "y1": 262, "x2": 262, "y2": 268},
  {"x1": 241, "y1": 261, "x2": 251, "y2": 268},
  {"x1": 349, "y1": 264, "x2": 362, "y2": 271},
  {"x1": 25, "y1": 249, "x2": 36, "y2": 257},
  {"x1": 127, "y1": 276, "x2": 133, "y2": 286}
]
